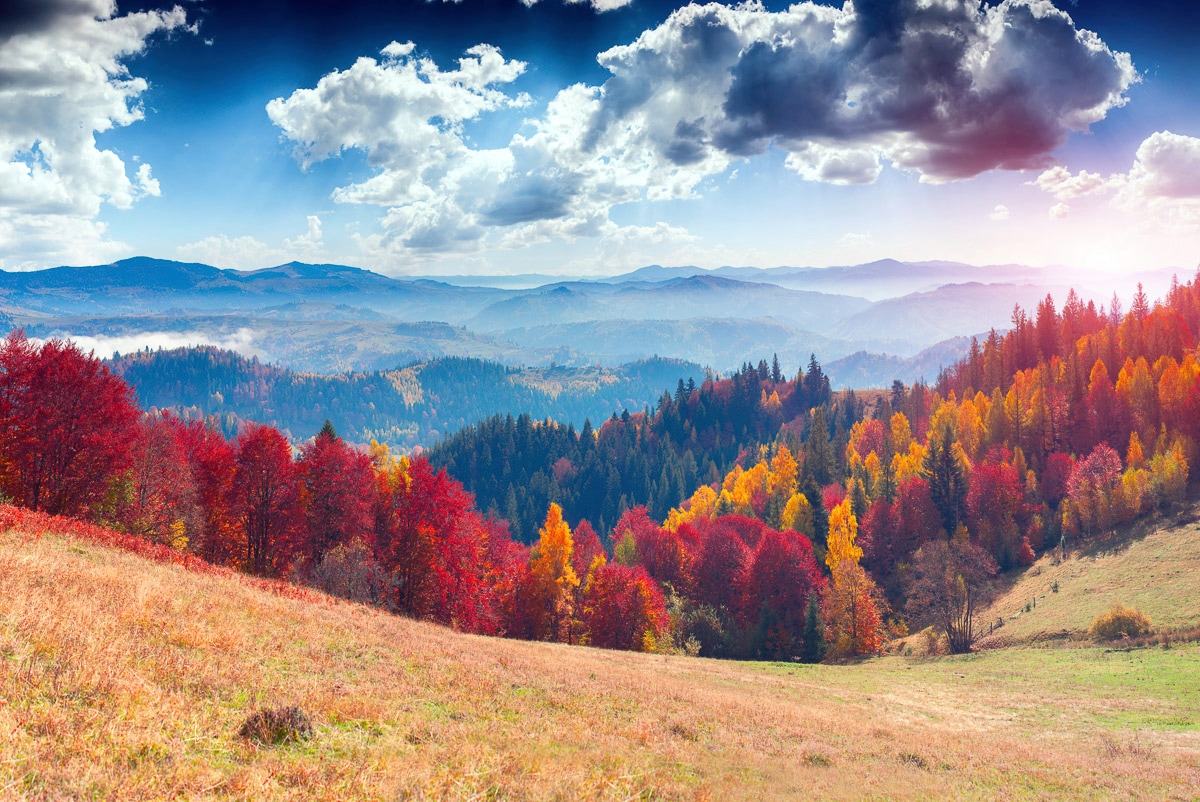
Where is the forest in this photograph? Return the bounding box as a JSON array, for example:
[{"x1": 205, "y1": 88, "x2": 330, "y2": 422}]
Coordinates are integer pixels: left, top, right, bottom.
[
  {"x1": 1, "y1": 271, "x2": 1196, "y2": 660},
  {"x1": 109, "y1": 348, "x2": 702, "y2": 449}
]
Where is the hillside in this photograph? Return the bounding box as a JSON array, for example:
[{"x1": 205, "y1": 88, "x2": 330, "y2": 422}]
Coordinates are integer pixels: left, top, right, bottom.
[
  {"x1": 830, "y1": 282, "x2": 1075, "y2": 354},
  {"x1": 978, "y1": 506, "x2": 1200, "y2": 646},
  {"x1": 0, "y1": 257, "x2": 511, "y2": 322},
  {"x1": 499, "y1": 317, "x2": 862, "y2": 373},
  {"x1": 108, "y1": 347, "x2": 703, "y2": 448},
  {"x1": 824, "y1": 336, "x2": 974, "y2": 388},
  {"x1": 3, "y1": 521, "x2": 1198, "y2": 800}
]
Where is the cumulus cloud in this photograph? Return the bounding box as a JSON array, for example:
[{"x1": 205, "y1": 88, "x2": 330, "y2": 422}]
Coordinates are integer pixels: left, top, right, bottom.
[
  {"x1": 177, "y1": 235, "x2": 283, "y2": 270},
  {"x1": 515, "y1": 0, "x2": 633, "y2": 10},
  {"x1": 0, "y1": 0, "x2": 189, "y2": 268},
  {"x1": 284, "y1": 215, "x2": 324, "y2": 252},
  {"x1": 436, "y1": 0, "x2": 633, "y2": 11},
  {"x1": 1030, "y1": 165, "x2": 1113, "y2": 200},
  {"x1": 1115, "y1": 131, "x2": 1200, "y2": 207},
  {"x1": 839, "y1": 232, "x2": 873, "y2": 248},
  {"x1": 177, "y1": 216, "x2": 331, "y2": 269},
  {"x1": 1034, "y1": 131, "x2": 1200, "y2": 229},
  {"x1": 989, "y1": 204, "x2": 1010, "y2": 221},
  {"x1": 271, "y1": 1, "x2": 1135, "y2": 259},
  {"x1": 267, "y1": 41, "x2": 530, "y2": 256},
  {"x1": 1049, "y1": 202, "x2": 1070, "y2": 220}
]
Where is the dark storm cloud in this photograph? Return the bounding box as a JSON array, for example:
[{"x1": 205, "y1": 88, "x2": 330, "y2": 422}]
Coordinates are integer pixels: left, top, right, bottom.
[
  {"x1": 0, "y1": 0, "x2": 104, "y2": 40},
  {"x1": 589, "y1": 0, "x2": 1137, "y2": 183}
]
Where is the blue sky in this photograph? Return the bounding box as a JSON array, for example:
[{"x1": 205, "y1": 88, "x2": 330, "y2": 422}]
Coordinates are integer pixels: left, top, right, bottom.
[{"x1": 1, "y1": 0, "x2": 1198, "y2": 276}]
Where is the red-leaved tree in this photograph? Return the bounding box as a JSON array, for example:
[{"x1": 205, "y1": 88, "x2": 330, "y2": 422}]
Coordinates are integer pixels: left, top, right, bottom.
[
  {"x1": 582, "y1": 562, "x2": 669, "y2": 652},
  {"x1": 176, "y1": 419, "x2": 239, "y2": 565},
  {"x1": 0, "y1": 331, "x2": 139, "y2": 517},
  {"x1": 739, "y1": 528, "x2": 825, "y2": 660},
  {"x1": 232, "y1": 423, "x2": 300, "y2": 576},
  {"x1": 296, "y1": 424, "x2": 374, "y2": 564}
]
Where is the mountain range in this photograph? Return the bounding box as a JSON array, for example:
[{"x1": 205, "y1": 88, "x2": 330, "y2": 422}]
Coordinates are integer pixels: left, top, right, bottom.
[{"x1": 6, "y1": 256, "x2": 1189, "y2": 387}]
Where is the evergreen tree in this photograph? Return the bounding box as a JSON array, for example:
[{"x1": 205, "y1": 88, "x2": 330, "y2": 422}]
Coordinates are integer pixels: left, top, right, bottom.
[
  {"x1": 801, "y1": 594, "x2": 826, "y2": 663},
  {"x1": 922, "y1": 434, "x2": 968, "y2": 537},
  {"x1": 805, "y1": 407, "x2": 836, "y2": 487}
]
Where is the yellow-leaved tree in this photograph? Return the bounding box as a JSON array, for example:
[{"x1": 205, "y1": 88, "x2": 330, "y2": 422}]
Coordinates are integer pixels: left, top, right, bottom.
[
  {"x1": 823, "y1": 498, "x2": 884, "y2": 657},
  {"x1": 825, "y1": 499, "x2": 862, "y2": 571}
]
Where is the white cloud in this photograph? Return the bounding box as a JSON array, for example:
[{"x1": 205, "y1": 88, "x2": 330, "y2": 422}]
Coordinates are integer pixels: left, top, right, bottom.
[
  {"x1": 177, "y1": 216, "x2": 332, "y2": 269},
  {"x1": 135, "y1": 163, "x2": 161, "y2": 198},
  {"x1": 838, "y1": 232, "x2": 873, "y2": 248},
  {"x1": 284, "y1": 215, "x2": 324, "y2": 252},
  {"x1": 445, "y1": 0, "x2": 633, "y2": 11},
  {"x1": 271, "y1": 1, "x2": 1135, "y2": 261},
  {"x1": 0, "y1": 0, "x2": 189, "y2": 268},
  {"x1": 592, "y1": 221, "x2": 697, "y2": 266},
  {"x1": 267, "y1": 42, "x2": 529, "y2": 257},
  {"x1": 176, "y1": 235, "x2": 282, "y2": 270},
  {"x1": 1030, "y1": 165, "x2": 1115, "y2": 200},
  {"x1": 1034, "y1": 131, "x2": 1200, "y2": 229},
  {"x1": 1113, "y1": 131, "x2": 1200, "y2": 227},
  {"x1": 1049, "y1": 202, "x2": 1070, "y2": 220},
  {"x1": 989, "y1": 205, "x2": 1010, "y2": 222},
  {"x1": 784, "y1": 143, "x2": 881, "y2": 185}
]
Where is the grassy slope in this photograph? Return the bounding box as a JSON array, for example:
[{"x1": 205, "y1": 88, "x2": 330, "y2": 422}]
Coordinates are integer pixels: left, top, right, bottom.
[
  {"x1": 2, "y1": 528, "x2": 1199, "y2": 800},
  {"x1": 979, "y1": 508, "x2": 1200, "y2": 645}
]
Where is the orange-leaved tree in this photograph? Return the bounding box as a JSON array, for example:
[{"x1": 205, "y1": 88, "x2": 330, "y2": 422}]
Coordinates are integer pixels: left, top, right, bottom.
[{"x1": 528, "y1": 502, "x2": 579, "y2": 642}]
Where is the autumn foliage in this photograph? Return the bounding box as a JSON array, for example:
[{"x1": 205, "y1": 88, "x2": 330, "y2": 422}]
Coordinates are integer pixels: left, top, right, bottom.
[{"x1": 1, "y1": 269, "x2": 1198, "y2": 661}]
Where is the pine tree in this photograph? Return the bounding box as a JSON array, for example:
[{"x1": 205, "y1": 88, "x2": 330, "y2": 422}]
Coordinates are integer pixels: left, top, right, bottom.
[
  {"x1": 922, "y1": 433, "x2": 968, "y2": 537},
  {"x1": 801, "y1": 594, "x2": 826, "y2": 663},
  {"x1": 805, "y1": 407, "x2": 836, "y2": 486}
]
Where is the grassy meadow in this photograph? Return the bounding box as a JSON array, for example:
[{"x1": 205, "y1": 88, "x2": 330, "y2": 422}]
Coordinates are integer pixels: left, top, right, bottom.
[
  {"x1": 2, "y1": 524, "x2": 1199, "y2": 800},
  {"x1": 978, "y1": 508, "x2": 1200, "y2": 646}
]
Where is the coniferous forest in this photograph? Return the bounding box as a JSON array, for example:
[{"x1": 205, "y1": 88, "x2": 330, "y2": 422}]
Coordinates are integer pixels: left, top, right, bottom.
[{"x1": 109, "y1": 348, "x2": 702, "y2": 450}]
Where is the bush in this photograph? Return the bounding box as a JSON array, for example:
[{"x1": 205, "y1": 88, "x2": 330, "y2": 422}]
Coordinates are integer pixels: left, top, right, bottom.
[
  {"x1": 1089, "y1": 605, "x2": 1152, "y2": 641},
  {"x1": 237, "y1": 706, "x2": 313, "y2": 745},
  {"x1": 305, "y1": 538, "x2": 393, "y2": 606}
]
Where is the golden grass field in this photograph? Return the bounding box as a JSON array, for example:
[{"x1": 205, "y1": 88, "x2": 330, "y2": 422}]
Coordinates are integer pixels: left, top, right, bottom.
[
  {"x1": 2, "y1": 522, "x2": 1199, "y2": 800},
  {"x1": 979, "y1": 507, "x2": 1200, "y2": 646}
]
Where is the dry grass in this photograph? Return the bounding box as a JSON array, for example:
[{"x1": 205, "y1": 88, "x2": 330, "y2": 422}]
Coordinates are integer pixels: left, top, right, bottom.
[
  {"x1": 978, "y1": 507, "x2": 1200, "y2": 647},
  {"x1": 2, "y1": 527, "x2": 1199, "y2": 800}
]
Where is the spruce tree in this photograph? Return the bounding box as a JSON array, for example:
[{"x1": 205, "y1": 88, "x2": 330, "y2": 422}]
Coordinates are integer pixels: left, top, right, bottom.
[{"x1": 801, "y1": 594, "x2": 827, "y2": 663}]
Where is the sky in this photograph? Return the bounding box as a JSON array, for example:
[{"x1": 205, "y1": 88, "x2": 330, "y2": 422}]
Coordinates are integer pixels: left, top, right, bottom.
[{"x1": 1, "y1": 0, "x2": 1198, "y2": 277}]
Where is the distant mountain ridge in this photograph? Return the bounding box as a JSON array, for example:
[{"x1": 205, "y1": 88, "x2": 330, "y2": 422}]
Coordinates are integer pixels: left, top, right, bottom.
[
  {"x1": 6, "y1": 255, "x2": 1188, "y2": 385},
  {"x1": 0, "y1": 257, "x2": 512, "y2": 321}
]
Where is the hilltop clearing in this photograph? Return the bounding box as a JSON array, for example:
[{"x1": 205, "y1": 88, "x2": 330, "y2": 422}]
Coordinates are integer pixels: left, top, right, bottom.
[{"x1": 2, "y1": 520, "x2": 1198, "y2": 800}]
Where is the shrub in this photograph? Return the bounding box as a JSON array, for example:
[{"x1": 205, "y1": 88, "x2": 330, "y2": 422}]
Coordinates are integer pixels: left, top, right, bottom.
[
  {"x1": 1089, "y1": 606, "x2": 1152, "y2": 641},
  {"x1": 305, "y1": 538, "x2": 392, "y2": 606},
  {"x1": 238, "y1": 706, "x2": 313, "y2": 745}
]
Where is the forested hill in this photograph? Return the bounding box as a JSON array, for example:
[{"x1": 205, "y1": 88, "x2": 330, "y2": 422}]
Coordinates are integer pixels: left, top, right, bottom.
[
  {"x1": 109, "y1": 347, "x2": 703, "y2": 449},
  {"x1": 429, "y1": 356, "x2": 856, "y2": 542}
]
